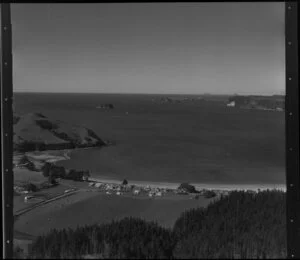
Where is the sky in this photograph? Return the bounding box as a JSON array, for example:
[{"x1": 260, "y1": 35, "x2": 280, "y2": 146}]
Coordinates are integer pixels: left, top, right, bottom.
[{"x1": 10, "y1": 3, "x2": 285, "y2": 95}]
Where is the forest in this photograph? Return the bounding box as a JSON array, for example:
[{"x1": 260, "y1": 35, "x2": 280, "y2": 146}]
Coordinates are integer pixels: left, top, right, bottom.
[{"x1": 20, "y1": 190, "x2": 286, "y2": 259}]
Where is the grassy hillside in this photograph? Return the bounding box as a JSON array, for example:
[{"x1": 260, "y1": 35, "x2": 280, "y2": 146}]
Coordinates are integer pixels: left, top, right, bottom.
[{"x1": 13, "y1": 113, "x2": 105, "y2": 152}]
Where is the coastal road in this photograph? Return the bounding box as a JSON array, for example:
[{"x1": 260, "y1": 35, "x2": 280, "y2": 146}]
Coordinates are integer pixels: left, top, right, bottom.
[{"x1": 14, "y1": 189, "x2": 79, "y2": 218}]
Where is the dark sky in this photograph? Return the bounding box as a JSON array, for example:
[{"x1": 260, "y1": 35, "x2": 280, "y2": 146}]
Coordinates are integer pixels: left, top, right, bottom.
[{"x1": 11, "y1": 3, "x2": 285, "y2": 95}]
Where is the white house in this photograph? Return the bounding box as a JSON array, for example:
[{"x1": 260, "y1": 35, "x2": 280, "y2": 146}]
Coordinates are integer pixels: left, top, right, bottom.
[
  {"x1": 227, "y1": 101, "x2": 235, "y2": 107},
  {"x1": 133, "y1": 189, "x2": 140, "y2": 195},
  {"x1": 24, "y1": 195, "x2": 33, "y2": 202}
]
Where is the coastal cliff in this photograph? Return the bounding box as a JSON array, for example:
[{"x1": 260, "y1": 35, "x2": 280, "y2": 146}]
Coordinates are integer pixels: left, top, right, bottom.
[{"x1": 13, "y1": 113, "x2": 105, "y2": 152}]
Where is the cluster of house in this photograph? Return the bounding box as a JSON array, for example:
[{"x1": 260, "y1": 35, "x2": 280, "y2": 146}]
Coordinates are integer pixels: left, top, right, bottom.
[
  {"x1": 89, "y1": 182, "x2": 171, "y2": 197},
  {"x1": 136, "y1": 185, "x2": 169, "y2": 197},
  {"x1": 14, "y1": 185, "x2": 38, "y2": 203},
  {"x1": 88, "y1": 181, "x2": 235, "y2": 198}
]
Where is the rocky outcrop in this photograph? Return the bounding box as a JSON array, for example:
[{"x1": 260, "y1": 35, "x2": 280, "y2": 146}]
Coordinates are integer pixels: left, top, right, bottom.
[{"x1": 13, "y1": 113, "x2": 105, "y2": 152}]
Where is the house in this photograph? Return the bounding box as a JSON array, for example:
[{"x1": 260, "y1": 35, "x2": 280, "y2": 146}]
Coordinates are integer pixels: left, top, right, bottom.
[
  {"x1": 133, "y1": 189, "x2": 140, "y2": 195},
  {"x1": 95, "y1": 183, "x2": 102, "y2": 188},
  {"x1": 105, "y1": 184, "x2": 113, "y2": 190},
  {"x1": 24, "y1": 195, "x2": 34, "y2": 202},
  {"x1": 145, "y1": 186, "x2": 151, "y2": 191},
  {"x1": 82, "y1": 175, "x2": 89, "y2": 182},
  {"x1": 156, "y1": 192, "x2": 162, "y2": 197},
  {"x1": 122, "y1": 185, "x2": 131, "y2": 192},
  {"x1": 227, "y1": 101, "x2": 235, "y2": 107}
]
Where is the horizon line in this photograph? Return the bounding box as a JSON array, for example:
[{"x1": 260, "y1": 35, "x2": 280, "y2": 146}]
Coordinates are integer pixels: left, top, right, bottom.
[{"x1": 13, "y1": 91, "x2": 285, "y2": 96}]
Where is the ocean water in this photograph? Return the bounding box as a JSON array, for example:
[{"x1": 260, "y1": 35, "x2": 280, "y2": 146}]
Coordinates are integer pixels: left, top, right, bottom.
[{"x1": 13, "y1": 92, "x2": 285, "y2": 185}]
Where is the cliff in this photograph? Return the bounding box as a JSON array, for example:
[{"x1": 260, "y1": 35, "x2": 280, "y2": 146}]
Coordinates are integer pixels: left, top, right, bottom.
[{"x1": 13, "y1": 113, "x2": 105, "y2": 152}]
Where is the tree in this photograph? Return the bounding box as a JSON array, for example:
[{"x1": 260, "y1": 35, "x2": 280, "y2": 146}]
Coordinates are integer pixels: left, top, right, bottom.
[
  {"x1": 41, "y1": 162, "x2": 52, "y2": 177},
  {"x1": 23, "y1": 182, "x2": 38, "y2": 192},
  {"x1": 82, "y1": 171, "x2": 90, "y2": 181},
  {"x1": 178, "y1": 183, "x2": 197, "y2": 193},
  {"x1": 122, "y1": 179, "x2": 128, "y2": 185},
  {"x1": 66, "y1": 169, "x2": 84, "y2": 181},
  {"x1": 18, "y1": 155, "x2": 37, "y2": 171},
  {"x1": 50, "y1": 165, "x2": 66, "y2": 179}
]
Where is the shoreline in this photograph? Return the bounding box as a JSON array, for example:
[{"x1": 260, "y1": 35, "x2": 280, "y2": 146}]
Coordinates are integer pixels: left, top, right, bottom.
[
  {"x1": 16, "y1": 149, "x2": 286, "y2": 192},
  {"x1": 88, "y1": 177, "x2": 286, "y2": 192}
]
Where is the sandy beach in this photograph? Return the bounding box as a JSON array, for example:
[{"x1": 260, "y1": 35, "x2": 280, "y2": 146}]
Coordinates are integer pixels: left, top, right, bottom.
[
  {"x1": 15, "y1": 149, "x2": 286, "y2": 193},
  {"x1": 16, "y1": 149, "x2": 286, "y2": 192},
  {"x1": 88, "y1": 176, "x2": 286, "y2": 192}
]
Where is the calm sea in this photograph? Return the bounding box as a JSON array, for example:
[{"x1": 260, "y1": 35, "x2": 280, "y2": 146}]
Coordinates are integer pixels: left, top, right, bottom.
[{"x1": 13, "y1": 92, "x2": 285, "y2": 185}]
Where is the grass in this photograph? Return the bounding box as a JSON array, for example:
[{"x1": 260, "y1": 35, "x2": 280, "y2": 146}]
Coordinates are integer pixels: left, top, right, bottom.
[{"x1": 14, "y1": 191, "x2": 214, "y2": 236}]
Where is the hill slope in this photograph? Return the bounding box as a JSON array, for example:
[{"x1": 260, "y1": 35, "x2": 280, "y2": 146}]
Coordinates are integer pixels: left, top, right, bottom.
[
  {"x1": 13, "y1": 113, "x2": 105, "y2": 152},
  {"x1": 27, "y1": 190, "x2": 286, "y2": 259}
]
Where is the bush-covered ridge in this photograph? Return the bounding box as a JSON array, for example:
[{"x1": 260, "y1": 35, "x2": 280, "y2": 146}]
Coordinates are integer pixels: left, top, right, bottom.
[{"x1": 26, "y1": 190, "x2": 286, "y2": 259}]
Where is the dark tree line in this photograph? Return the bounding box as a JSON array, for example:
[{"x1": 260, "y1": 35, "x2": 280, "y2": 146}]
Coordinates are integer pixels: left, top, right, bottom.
[
  {"x1": 26, "y1": 190, "x2": 286, "y2": 259},
  {"x1": 30, "y1": 218, "x2": 176, "y2": 259},
  {"x1": 42, "y1": 162, "x2": 90, "y2": 183},
  {"x1": 173, "y1": 190, "x2": 286, "y2": 259}
]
